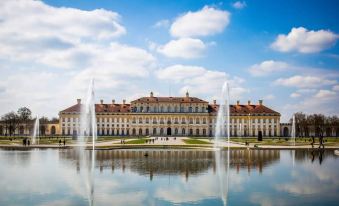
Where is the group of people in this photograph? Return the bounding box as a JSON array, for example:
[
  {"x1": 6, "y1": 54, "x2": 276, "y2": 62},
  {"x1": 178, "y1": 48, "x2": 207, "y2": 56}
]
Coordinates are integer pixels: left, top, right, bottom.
[
  {"x1": 145, "y1": 136, "x2": 177, "y2": 144},
  {"x1": 22, "y1": 138, "x2": 30, "y2": 146},
  {"x1": 58, "y1": 139, "x2": 66, "y2": 147}
]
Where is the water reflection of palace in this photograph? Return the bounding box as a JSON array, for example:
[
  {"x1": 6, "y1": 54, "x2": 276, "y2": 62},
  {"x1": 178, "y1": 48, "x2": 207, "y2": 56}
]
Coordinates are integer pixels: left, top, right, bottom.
[{"x1": 60, "y1": 149, "x2": 281, "y2": 180}]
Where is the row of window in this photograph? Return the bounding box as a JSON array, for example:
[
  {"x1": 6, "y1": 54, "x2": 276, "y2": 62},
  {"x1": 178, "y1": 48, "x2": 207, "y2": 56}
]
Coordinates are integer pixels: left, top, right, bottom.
[
  {"x1": 133, "y1": 106, "x2": 207, "y2": 113},
  {"x1": 62, "y1": 117, "x2": 278, "y2": 124}
]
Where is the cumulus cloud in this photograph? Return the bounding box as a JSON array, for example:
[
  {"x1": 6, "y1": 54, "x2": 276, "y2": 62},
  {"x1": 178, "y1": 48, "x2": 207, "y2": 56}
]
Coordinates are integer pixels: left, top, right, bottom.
[
  {"x1": 0, "y1": 0, "x2": 126, "y2": 67},
  {"x1": 264, "y1": 94, "x2": 275, "y2": 100},
  {"x1": 290, "y1": 92, "x2": 301, "y2": 98},
  {"x1": 271, "y1": 27, "x2": 338, "y2": 53},
  {"x1": 170, "y1": 6, "x2": 230, "y2": 37},
  {"x1": 314, "y1": 90, "x2": 337, "y2": 99},
  {"x1": 156, "y1": 64, "x2": 247, "y2": 100},
  {"x1": 157, "y1": 38, "x2": 207, "y2": 59},
  {"x1": 274, "y1": 75, "x2": 337, "y2": 88},
  {"x1": 153, "y1": 19, "x2": 170, "y2": 28},
  {"x1": 232, "y1": 1, "x2": 247, "y2": 9},
  {"x1": 0, "y1": 0, "x2": 158, "y2": 117},
  {"x1": 248, "y1": 60, "x2": 289, "y2": 76}
]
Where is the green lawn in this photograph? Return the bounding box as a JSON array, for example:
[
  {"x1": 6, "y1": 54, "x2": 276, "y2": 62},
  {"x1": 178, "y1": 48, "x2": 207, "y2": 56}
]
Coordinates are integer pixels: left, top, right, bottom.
[
  {"x1": 183, "y1": 139, "x2": 211, "y2": 144},
  {"x1": 125, "y1": 138, "x2": 148, "y2": 144}
]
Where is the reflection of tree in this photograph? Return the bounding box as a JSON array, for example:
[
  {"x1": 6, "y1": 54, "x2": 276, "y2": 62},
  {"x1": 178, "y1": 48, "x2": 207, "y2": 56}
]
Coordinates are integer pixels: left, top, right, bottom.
[
  {"x1": 294, "y1": 149, "x2": 335, "y2": 164},
  {"x1": 60, "y1": 149, "x2": 281, "y2": 179}
]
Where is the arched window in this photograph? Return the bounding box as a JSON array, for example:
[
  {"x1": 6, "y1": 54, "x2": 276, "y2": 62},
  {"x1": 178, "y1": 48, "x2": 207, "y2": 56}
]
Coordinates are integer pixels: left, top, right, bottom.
[
  {"x1": 160, "y1": 118, "x2": 164, "y2": 124},
  {"x1": 139, "y1": 128, "x2": 142, "y2": 135},
  {"x1": 132, "y1": 128, "x2": 136, "y2": 135},
  {"x1": 139, "y1": 118, "x2": 142, "y2": 123},
  {"x1": 196, "y1": 129, "x2": 200, "y2": 136},
  {"x1": 203, "y1": 118, "x2": 206, "y2": 124},
  {"x1": 189, "y1": 129, "x2": 193, "y2": 135},
  {"x1": 117, "y1": 129, "x2": 120, "y2": 136},
  {"x1": 182, "y1": 128, "x2": 185, "y2": 135},
  {"x1": 167, "y1": 106, "x2": 171, "y2": 112},
  {"x1": 174, "y1": 106, "x2": 178, "y2": 112},
  {"x1": 201, "y1": 107, "x2": 205, "y2": 112},
  {"x1": 153, "y1": 118, "x2": 157, "y2": 124},
  {"x1": 160, "y1": 106, "x2": 164, "y2": 112},
  {"x1": 189, "y1": 107, "x2": 192, "y2": 112},
  {"x1": 203, "y1": 129, "x2": 206, "y2": 136},
  {"x1": 195, "y1": 107, "x2": 199, "y2": 112},
  {"x1": 167, "y1": 118, "x2": 171, "y2": 124},
  {"x1": 175, "y1": 128, "x2": 178, "y2": 135},
  {"x1": 196, "y1": 118, "x2": 200, "y2": 124},
  {"x1": 160, "y1": 128, "x2": 164, "y2": 135},
  {"x1": 153, "y1": 128, "x2": 156, "y2": 135},
  {"x1": 140, "y1": 106, "x2": 143, "y2": 112},
  {"x1": 189, "y1": 118, "x2": 193, "y2": 124},
  {"x1": 175, "y1": 118, "x2": 178, "y2": 124},
  {"x1": 146, "y1": 106, "x2": 150, "y2": 112},
  {"x1": 146, "y1": 128, "x2": 149, "y2": 135},
  {"x1": 146, "y1": 118, "x2": 149, "y2": 124},
  {"x1": 182, "y1": 118, "x2": 186, "y2": 124}
]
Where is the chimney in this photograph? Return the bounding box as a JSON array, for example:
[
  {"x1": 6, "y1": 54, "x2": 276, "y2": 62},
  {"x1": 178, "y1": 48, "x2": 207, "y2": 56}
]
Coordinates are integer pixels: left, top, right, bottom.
[
  {"x1": 186, "y1": 91, "x2": 189, "y2": 97},
  {"x1": 237, "y1": 100, "x2": 240, "y2": 106},
  {"x1": 123, "y1": 99, "x2": 126, "y2": 104},
  {"x1": 100, "y1": 99, "x2": 103, "y2": 104},
  {"x1": 77, "y1": 99, "x2": 81, "y2": 104},
  {"x1": 259, "y1": 99, "x2": 263, "y2": 105},
  {"x1": 213, "y1": 100, "x2": 216, "y2": 105},
  {"x1": 150, "y1": 91, "x2": 154, "y2": 97},
  {"x1": 247, "y1": 100, "x2": 251, "y2": 105},
  {"x1": 112, "y1": 99, "x2": 115, "y2": 104}
]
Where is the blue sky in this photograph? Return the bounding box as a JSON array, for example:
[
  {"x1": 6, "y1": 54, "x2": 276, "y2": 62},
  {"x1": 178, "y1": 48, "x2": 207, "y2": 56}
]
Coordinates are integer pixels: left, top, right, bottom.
[{"x1": 0, "y1": 0, "x2": 338, "y2": 121}]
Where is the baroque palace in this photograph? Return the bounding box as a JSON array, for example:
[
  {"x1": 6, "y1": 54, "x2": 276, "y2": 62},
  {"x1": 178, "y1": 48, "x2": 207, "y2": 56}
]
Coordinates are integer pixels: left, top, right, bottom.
[{"x1": 58, "y1": 92, "x2": 281, "y2": 137}]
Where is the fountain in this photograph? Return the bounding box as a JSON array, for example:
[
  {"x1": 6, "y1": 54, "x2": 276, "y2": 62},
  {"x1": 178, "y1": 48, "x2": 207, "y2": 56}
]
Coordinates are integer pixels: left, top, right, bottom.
[
  {"x1": 32, "y1": 115, "x2": 39, "y2": 145},
  {"x1": 291, "y1": 114, "x2": 296, "y2": 166},
  {"x1": 78, "y1": 79, "x2": 97, "y2": 206},
  {"x1": 214, "y1": 81, "x2": 230, "y2": 206}
]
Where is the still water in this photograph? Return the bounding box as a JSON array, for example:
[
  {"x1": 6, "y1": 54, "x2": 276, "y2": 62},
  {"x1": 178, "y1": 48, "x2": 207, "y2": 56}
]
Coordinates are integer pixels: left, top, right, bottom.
[{"x1": 0, "y1": 149, "x2": 338, "y2": 206}]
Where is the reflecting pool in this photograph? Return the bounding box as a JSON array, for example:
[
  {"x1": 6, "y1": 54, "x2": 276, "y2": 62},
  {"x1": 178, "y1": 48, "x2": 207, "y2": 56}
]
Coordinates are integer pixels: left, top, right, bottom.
[{"x1": 0, "y1": 149, "x2": 338, "y2": 206}]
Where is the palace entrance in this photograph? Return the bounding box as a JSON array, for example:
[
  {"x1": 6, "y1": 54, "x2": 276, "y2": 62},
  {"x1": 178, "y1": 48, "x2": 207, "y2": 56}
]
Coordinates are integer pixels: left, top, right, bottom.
[{"x1": 167, "y1": 127, "x2": 172, "y2": 136}]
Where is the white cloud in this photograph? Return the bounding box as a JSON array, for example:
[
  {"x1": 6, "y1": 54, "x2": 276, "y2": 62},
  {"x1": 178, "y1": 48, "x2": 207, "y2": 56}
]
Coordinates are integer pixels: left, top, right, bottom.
[
  {"x1": 290, "y1": 92, "x2": 301, "y2": 98},
  {"x1": 232, "y1": 1, "x2": 247, "y2": 9},
  {"x1": 157, "y1": 38, "x2": 207, "y2": 59},
  {"x1": 274, "y1": 75, "x2": 337, "y2": 88},
  {"x1": 248, "y1": 60, "x2": 289, "y2": 76},
  {"x1": 0, "y1": 0, "x2": 158, "y2": 117},
  {"x1": 271, "y1": 27, "x2": 338, "y2": 53},
  {"x1": 0, "y1": 0, "x2": 126, "y2": 67},
  {"x1": 156, "y1": 64, "x2": 247, "y2": 100},
  {"x1": 170, "y1": 6, "x2": 230, "y2": 37},
  {"x1": 153, "y1": 19, "x2": 170, "y2": 28},
  {"x1": 332, "y1": 85, "x2": 339, "y2": 91},
  {"x1": 264, "y1": 94, "x2": 275, "y2": 100},
  {"x1": 314, "y1": 90, "x2": 337, "y2": 99}
]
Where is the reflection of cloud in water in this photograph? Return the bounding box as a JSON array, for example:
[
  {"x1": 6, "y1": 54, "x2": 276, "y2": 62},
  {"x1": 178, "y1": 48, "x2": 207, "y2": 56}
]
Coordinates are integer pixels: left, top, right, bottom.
[
  {"x1": 250, "y1": 192, "x2": 287, "y2": 206},
  {"x1": 155, "y1": 170, "x2": 245, "y2": 204},
  {"x1": 1, "y1": 149, "x2": 338, "y2": 206},
  {"x1": 95, "y1": 191, "x2": 147, "y2": 206},
  {"x1": 275, "y1": 161, "x2": 339, "y2": 196}
]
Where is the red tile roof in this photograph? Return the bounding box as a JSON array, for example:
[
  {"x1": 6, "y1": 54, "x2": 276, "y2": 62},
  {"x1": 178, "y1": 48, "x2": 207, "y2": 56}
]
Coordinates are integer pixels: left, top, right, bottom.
[
  {"x1": 131, "y1": 97, "x2": 208, "y2": 103},
  {"x1": 60, "y1": 104, "x2": 131, "y2": 113},
  {"x1": 208, "y1": 104, "x2": 280, "y2": 115}
]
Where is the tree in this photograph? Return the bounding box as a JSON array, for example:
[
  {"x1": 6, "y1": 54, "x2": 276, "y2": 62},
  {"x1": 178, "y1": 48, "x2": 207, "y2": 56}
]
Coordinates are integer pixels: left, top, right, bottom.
[
  {"x1": 17, "y1": 107, "x2": 32, "y2": 135},
  {"x1": 1, "y1": 112, "x2": 20, "y2": 136}
]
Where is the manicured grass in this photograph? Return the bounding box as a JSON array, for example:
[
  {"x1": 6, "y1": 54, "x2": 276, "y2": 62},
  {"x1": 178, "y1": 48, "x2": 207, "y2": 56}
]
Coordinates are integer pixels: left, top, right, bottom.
[
  {"x1": 125, "y1": 138, "x2": 147, "y2": 144},
  {"x1": 183, "y1": 139, "x2": 211, "y2": 144}
]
